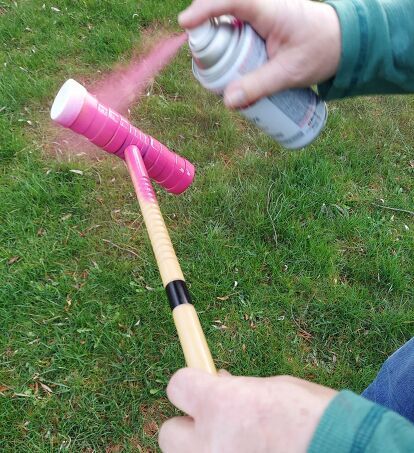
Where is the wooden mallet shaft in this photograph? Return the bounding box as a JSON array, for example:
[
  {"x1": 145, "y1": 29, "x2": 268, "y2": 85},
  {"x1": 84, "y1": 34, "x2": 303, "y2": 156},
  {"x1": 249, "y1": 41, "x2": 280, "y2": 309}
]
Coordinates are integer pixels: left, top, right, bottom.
[{"x1": 125, "y1": 145, "x2": 216, "y2": 375}]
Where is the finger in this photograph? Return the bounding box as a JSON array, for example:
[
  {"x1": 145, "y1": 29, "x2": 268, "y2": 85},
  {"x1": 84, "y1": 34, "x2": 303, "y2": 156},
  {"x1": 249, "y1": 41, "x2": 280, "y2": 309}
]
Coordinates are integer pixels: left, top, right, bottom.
[
  {"x1": 224, "y1": 58, "x2": 292, "y2": 108},
  {"x1": 179, "y1": 0, "x2": 261, "y2": 29},
  {"x1": 166, "y1": 368, "x2": 217, "y2": 416},
  {"x1": 159, "y1": 416, "x2": 197, "y2": 453}
]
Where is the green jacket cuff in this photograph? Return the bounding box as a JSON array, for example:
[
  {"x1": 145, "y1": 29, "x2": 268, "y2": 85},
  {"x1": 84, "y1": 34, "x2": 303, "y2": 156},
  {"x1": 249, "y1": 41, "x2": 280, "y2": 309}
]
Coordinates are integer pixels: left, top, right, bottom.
[
  {"x1": 318, "y1": 0, "x2": 362, "y2": 100},
  {"x1": 308, "y1": 390, "x2": 386, "y2": 453}
]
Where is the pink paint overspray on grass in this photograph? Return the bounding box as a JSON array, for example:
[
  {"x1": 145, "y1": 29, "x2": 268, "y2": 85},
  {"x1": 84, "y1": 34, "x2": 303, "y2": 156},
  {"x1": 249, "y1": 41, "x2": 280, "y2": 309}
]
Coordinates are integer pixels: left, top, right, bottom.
[{"x1": 51, "y1": 32, "x2": 187, "y2": 159}]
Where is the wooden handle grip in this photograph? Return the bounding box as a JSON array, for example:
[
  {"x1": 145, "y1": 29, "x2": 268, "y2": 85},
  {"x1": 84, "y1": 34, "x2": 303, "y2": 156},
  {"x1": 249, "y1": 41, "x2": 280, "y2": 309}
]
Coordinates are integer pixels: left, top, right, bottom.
[
  {"x1": 139, "y1": 200, "x2": 185, "y2": 285},
  {"x1": 125, "y1": 146, "x2": 216, "y2": 374},
  {"x1": 126, "y1": 146, "x2": 184, "y2": 286},
  {"x1": 173, "y1": 304, "x2": 216, "y2": 374}
]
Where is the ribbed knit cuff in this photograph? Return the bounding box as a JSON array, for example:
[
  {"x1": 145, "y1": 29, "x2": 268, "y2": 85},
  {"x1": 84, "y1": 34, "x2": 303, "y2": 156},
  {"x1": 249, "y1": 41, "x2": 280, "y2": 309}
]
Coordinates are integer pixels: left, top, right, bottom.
[
  {"x1": 318, "y1": 0, "x2": 363, "y2": 100},
  {"x1": 308, "y1": 390, "x2": 386, "y2": 453}
]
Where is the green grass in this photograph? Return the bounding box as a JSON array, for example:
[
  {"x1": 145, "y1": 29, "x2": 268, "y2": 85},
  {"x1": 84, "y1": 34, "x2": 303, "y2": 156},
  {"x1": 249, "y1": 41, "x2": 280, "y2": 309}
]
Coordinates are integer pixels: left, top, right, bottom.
[{"x1": 1, "y1": 1, "x2": 413, "y2": 451}]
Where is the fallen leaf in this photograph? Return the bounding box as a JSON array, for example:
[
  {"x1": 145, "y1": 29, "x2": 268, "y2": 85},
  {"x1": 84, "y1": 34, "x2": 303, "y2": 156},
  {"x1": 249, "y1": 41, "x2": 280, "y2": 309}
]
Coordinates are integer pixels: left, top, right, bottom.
[
  {"x1": 51, "y1": 6, "x2": 60, "y2": 12},
  {"x1": 129, "y1": 436, "x2": 143, "y2": 451},
  {"x1": 298, "y1": 328, "x2": 313, "y2": 342},
  {"x1": 213, "y1": 320, "x2": 228, "y2": 330},
  {"x1": 77, "y1": 328, "x2": 92, "y2": 334},
  {"x1": 13, "y1": 392, "x2": 33, "y2": 398},
  {"x1": 84, "y1": 224, "x2": 101, "y2": 234},
  {"x1": 69, "y1": 169, "x2": 83, "y2": 175},
  {"x1": 64, "y1": 298, "x2": 72, "y2": 312},
  {"x1": 7, "y1": 256, "x2": 21, "y2": 265},
  {"x1": 143, "y1": 421, "x2": 158, "y2": 437},
  {"x1": 0, "y1": 385, "x2": 9, "y2": 392},
  {"x1": 105, "y1": 445, "x2": 123, "y2": 453},
  {"x1": 30, "y1": 381, "x2": 39, "y2": 395},
  {"x1": 37, "y1": 228, "x2": 46, "y2": 237},
  {"x1": 217, "y1": 295, "x2": 229, "y2": 301}
]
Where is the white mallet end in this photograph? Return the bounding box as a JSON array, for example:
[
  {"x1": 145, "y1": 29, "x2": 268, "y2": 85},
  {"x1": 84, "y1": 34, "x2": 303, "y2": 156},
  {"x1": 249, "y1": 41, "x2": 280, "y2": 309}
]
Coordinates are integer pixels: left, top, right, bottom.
[{"x1": 50, "y1": 79, "x2": 87, "y2": 127}]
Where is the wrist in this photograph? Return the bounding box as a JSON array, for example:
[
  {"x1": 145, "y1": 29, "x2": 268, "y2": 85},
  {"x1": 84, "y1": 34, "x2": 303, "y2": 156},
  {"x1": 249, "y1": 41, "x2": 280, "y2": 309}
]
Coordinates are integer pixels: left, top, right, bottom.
[{"x1": 308, "y1": 2, "x2": 341, "y2": 82}]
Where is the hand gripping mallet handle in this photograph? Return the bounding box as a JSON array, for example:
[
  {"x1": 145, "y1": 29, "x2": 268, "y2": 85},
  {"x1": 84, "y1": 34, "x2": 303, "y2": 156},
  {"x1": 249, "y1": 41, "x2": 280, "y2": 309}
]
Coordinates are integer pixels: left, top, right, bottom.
[{"x1": 125, "y1": 145, "x2": 217, "y2": 374}]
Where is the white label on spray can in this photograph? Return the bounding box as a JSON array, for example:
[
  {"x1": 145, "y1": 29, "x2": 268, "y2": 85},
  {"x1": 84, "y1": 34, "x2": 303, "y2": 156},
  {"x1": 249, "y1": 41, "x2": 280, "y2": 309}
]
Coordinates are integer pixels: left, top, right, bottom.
[
  {"x1": 192, "y1": 22, "x2": 327, "y2": 149},
  {"x1": 236, "y1": 26, "x2": 326, "y2": 148}
]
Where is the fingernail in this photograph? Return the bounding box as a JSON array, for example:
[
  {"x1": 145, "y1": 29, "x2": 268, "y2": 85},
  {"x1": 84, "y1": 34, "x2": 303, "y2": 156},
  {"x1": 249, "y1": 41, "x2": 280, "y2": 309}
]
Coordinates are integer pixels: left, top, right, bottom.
[{"x1": 224, "y1": 88, "x2": 246, "y2": 108}]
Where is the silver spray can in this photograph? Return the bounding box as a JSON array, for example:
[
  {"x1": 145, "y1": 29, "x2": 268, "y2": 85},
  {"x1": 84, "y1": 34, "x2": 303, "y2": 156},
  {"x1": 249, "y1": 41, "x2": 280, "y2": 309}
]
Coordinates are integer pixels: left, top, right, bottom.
[{"x1": 188, "y1": 17, "x2": 328, "y2": 149}]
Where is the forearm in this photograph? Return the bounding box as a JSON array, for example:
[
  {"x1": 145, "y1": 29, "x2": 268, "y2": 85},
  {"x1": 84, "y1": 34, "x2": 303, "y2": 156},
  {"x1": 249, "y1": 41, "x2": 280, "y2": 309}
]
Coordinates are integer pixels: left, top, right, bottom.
[
  {"x1": 318, "y1": 0, "x2": 414, "y2": 99},
  {"x1": 309, "y1": 391, "x2": 414, "y2": 452}
]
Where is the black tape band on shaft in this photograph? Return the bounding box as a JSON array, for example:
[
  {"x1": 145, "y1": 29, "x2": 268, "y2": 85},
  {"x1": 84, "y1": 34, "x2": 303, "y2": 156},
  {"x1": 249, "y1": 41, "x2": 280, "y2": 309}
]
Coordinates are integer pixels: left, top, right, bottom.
[{"x1": 166, "y1": 280, "x2": 192, "y2": 310}]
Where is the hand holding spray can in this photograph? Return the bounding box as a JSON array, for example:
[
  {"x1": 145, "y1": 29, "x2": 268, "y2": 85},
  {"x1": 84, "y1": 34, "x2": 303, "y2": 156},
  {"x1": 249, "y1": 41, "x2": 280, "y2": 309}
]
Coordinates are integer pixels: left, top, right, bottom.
[{"x1": 188, "y1": 17, "x2": 327, "y2": 149}]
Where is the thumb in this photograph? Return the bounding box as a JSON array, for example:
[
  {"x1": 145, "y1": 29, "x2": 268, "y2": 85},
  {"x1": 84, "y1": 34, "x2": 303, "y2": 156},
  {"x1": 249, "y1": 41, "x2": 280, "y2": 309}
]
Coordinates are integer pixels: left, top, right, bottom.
[
  {"x1": 224, "y1": 58, "x2": 291, "y2": 109},
  {"x1": 166, "y1": 368, "x2": 217, "y2": 416}
]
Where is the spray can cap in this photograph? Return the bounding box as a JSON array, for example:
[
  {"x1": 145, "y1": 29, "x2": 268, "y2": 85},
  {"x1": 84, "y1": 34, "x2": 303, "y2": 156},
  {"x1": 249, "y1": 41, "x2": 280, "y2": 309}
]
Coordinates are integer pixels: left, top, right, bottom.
[
  {"x1": 188, "y1": 17, "x2": 235, "y2": 69},
  {"x1": 51, "y1": 79, "x2": 87, "y2": 127},
  {"x1": 187, "y1": 20, "x2": 216, "y2": 50}
]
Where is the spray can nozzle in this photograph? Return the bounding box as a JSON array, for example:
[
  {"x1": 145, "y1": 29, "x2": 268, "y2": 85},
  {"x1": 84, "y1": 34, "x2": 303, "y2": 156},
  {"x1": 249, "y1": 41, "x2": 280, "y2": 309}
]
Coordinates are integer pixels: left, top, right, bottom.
[
  {"x1": 187, "y1": 17, "x2": 237, "y2": 70},
  {"x1": 187, "y1": 20, "x2": 216, "y2": 50}
]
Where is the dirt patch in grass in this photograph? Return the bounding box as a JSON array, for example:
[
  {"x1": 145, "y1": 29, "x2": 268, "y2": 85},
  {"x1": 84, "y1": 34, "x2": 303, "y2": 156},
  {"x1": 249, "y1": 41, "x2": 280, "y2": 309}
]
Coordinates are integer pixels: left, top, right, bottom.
[{"x1": 140, "y1": 398, "x2": 171, "y2": 439}]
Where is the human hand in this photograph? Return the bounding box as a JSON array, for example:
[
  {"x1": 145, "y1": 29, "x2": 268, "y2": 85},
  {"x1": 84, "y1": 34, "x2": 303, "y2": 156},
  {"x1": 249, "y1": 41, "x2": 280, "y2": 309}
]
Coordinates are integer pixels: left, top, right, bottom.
[
  {"x1": 159, "y1": 368, "x2": 337, "y2": 452},
  {"x1": 179, "y1": 0, "x2": 341, "y2": 108}
]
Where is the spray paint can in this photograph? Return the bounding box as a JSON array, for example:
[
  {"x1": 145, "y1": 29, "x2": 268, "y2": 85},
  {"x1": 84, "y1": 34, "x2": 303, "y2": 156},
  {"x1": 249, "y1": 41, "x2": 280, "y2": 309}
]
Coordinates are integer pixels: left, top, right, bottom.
[{"x1": 188, "y1": 17, "x2": 327, "y2": 149}]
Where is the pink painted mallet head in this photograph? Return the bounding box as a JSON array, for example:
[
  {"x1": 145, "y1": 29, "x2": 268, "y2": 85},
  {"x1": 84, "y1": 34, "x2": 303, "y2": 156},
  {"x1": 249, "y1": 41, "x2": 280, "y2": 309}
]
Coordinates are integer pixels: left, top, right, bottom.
[{"x1": 51, "y1": 79, "x2": 195, "y2": 194}]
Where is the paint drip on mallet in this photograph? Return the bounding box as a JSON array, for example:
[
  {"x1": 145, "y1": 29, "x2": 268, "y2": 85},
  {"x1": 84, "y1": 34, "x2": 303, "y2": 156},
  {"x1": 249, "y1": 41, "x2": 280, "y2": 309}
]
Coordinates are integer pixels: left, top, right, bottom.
[{"x1": 188, "y1": 17, "x2": 327, "y2": 149}]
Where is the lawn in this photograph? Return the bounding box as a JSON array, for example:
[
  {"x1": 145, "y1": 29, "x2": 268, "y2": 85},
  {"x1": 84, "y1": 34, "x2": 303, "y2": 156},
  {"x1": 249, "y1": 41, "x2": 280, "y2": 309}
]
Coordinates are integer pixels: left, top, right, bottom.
[{"x1": 1, "y1": 1, "x2": 413, "y2": 451}]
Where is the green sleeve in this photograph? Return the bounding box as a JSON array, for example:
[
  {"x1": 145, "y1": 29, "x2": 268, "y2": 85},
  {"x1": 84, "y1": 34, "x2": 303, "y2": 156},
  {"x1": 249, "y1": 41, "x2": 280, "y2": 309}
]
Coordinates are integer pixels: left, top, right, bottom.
[
  {"x1": 308, "y1": 390, "x2": 414, "y2": 452},
  {"x1": 318, "y1": 0, "x2": 414, "y2": 99}
]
